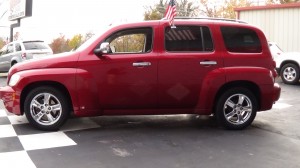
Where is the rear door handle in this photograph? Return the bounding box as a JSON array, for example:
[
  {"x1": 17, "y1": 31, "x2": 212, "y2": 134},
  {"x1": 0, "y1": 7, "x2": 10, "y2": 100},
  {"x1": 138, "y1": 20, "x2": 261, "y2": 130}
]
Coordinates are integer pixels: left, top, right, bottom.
[
  {"x1": 200, "y1": 61, "x2": 217, "y2": 66},
  {"x1": 132, "y1": 62, "x2": 151, "y2": 67}
]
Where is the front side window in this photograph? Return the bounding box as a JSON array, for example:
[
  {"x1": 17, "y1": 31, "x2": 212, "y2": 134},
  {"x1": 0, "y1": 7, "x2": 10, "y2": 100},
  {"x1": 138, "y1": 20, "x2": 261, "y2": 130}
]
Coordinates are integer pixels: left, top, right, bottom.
[
  {"x1": 7, "y1": 44, "x2": 14, "y2": 53},
  {"x1": 106, "y1": 28, "x2": 152, "y2": 54},
  {"x1": 165, "y1": 26, "x2": 213, "y2": 52},
  {"x1": 221, "y1": 27, "x2": 262, "y2": 53},
  {"x1": 0, "y1": 45, "x2": 7, "y2": 56}
]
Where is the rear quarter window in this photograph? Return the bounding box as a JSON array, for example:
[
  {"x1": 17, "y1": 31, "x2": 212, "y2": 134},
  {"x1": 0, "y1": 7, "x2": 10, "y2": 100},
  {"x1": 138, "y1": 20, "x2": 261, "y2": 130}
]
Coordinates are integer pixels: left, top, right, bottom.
[{"x1": 221, "y1": 27, "x2": 262, "y2": 53}]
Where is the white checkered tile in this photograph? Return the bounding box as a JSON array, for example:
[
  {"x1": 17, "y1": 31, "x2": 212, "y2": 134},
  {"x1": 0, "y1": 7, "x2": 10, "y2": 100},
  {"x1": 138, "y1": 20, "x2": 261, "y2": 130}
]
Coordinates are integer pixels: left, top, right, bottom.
[
  {"x1": 8, "y1": 115, "x2": 29, "y2": 125},
  {"x1": 19, "y1": 132, "x2": 77, "y2": 151},
  {"x1": 0, "y1": 125, "x2": 17, "y2": 138},
  {"x1": 0, "y1": 151, "x2": 36, "y2": 168},
  {"x1": 0, "y1": 109, "x2": 7, "y2": 117}
]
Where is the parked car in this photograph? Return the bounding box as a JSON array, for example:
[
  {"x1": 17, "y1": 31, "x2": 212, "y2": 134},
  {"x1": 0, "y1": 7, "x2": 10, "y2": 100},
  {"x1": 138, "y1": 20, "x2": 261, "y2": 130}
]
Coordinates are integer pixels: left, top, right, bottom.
[
  {"x1": 0, "y1": 40, "x2": 53, "y2": 72},
  {"x1": 269, "y1": 42, "x2": 300, "y2": 84},
  {"x1": 0, "y1": 18, "x2": 280, "y2": 131}
]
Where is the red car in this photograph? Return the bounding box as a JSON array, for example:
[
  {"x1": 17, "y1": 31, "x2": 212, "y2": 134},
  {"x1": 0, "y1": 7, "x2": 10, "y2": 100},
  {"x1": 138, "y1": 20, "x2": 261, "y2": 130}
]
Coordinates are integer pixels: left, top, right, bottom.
[{"x1": 0, "y1": 18, "x2": 280, "y2": 131}]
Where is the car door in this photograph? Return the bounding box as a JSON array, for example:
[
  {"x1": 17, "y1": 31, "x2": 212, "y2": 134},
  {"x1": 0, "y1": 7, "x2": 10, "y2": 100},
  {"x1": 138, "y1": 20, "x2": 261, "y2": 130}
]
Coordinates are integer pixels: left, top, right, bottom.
[
  {"x1": 77, "y1": 27, "x2": 158, "y2": 112},
  {"x1": 157, "y1": 23, "x2": 223, "y2": 110}
]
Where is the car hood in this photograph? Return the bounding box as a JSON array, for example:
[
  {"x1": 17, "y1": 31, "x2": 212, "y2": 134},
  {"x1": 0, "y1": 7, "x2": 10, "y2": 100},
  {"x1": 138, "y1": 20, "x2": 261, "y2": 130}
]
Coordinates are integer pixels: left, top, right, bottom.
[
  {"x1": 9, "y1": 52, "x2": 79, "y2": 75},
  {"x1": 275, "y1": 52, "x2": 300, "y2": 66},
  {"x1": 283, "y1": 52, "x2": 300, "y2": 58}
]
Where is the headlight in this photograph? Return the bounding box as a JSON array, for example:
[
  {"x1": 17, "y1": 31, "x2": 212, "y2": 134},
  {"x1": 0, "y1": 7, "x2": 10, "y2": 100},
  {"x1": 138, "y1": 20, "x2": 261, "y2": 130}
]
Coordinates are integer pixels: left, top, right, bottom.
[{"x1": 9, "y1": 74, "x2": 21, "y2": 86}]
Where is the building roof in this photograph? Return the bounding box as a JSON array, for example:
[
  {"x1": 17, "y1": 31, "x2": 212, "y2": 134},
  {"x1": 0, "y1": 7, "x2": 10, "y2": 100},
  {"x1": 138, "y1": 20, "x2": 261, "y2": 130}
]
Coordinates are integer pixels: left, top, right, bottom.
[{"x1": 235, "y1": 3, "x2": 300, "y2": 12}]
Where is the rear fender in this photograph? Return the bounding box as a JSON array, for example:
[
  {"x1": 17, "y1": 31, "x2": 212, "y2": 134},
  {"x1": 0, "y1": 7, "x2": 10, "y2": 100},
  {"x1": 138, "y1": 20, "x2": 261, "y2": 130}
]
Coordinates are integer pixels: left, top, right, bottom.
[{"x1": 196, "y1": 67, "x2": 273, "y2": 114}]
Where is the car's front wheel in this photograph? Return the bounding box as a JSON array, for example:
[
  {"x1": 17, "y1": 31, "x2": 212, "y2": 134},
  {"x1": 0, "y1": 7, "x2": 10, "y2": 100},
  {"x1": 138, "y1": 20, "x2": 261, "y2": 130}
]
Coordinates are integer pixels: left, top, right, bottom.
[
  {"x1": 215, "y1": 88, "x2": 257, "y2": 130},
  {"x1": 24, "y1": 86, "x2": 70, "y2": 131},
  {"x1": 280, "y1": 63, "x2": 299, "y2": 85}
]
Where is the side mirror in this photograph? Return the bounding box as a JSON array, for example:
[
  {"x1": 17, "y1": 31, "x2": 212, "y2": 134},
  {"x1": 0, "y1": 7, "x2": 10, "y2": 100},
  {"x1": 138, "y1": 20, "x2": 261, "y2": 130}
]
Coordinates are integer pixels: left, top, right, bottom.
[{"x1": 94, "y1": 42, "x2": 110, "y2": 56}]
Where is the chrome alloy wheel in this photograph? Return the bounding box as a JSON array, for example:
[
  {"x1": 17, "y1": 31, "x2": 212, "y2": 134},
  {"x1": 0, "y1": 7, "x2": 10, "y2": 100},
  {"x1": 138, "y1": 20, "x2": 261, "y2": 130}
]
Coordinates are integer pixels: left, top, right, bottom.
[
  {"x1": 30, "y1": 93, "x2": 62, "y2": 126},
  {"x1": 283, "y1": 67, "x2": 297, "y2": 82},
  {"x1": 223, "y1": 94, "x2": 252, "y2": 125}
]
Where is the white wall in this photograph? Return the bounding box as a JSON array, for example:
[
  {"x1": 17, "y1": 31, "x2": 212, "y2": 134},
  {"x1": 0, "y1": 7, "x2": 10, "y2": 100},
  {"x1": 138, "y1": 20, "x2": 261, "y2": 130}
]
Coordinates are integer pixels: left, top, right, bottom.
[{"x1": 239, "y1": 7, "x2": 300, "y2": 52}]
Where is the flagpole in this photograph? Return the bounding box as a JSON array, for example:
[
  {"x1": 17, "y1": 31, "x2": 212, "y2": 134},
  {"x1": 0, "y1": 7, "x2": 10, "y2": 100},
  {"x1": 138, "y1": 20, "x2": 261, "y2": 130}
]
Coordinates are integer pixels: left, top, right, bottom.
[
  {"x1": 164, "y1": 0, "x2": 177, "y2": 29},
  {"x1": 171, "y1": 22, "x2": 176, "y2": 29}
]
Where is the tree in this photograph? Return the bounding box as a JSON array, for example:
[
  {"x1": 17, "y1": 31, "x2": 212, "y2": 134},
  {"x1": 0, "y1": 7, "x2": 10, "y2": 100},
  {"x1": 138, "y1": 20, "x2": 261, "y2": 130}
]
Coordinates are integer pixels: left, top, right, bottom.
[
  {"x1": 13, "y1": 32, "x2": 20, "y2": 41},
  {"x1": 84, "y1": 31, "x2": 95, "y2": 42},
  {"x1": 278, "y1": 0, "x2": 300, "y2": 3},
  {"x1": 144, "y1": 0, "x2": 199, "y2": 20},
  {"x1": 144, "y1": 0, "x2": 167, "y2": 20},
  {"x1": 68, "y1": 34, "x2": 83, "y2": 50},
  {"x1": 219, "y1": 0, "x2": 252, "y2": 19},
  {"x1": 199, "y1": 0, "x2": 252, "y2": 19},
  {"x1": 199, "y1": 0, "x2": 220, "y2": 17},
  {"x1": 50, "y1": 34, "x2": 70, "y2": 54},
  {"x1": 177, "y1": 0, "x2": 199, "y2": 17},
  {"x1": 0, "y1": 37, "x2": 5, "y2": 49}
]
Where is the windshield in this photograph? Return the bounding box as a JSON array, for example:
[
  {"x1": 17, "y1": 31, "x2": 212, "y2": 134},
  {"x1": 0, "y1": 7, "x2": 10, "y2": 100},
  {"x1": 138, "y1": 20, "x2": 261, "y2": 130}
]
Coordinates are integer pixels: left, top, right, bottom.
[
  {"x1": 76, "y1": 28, "x2": 108, "y2": 52},
  {"x1": 269, "y1": 43, "x2": 283, "y2": 56}
]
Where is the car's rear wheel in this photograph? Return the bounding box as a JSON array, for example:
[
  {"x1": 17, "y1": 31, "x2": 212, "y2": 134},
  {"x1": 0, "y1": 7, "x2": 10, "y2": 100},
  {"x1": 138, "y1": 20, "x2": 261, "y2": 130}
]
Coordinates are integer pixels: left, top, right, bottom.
[
  {"x1": 24, "y1": 86, "x2": 70, "y2": 131},
  {"x1": 215, "y1": 88, "x2": 257, "y2": 130},
  {"x1": 280, "y1": 63, "x2": 299, "y2": 85}
]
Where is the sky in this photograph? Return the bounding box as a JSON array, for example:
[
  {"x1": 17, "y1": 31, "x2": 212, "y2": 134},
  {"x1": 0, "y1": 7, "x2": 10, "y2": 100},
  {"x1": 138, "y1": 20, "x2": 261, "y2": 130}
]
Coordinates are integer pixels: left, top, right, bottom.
[{"x1": 0, "y1": 0, "x2": 157, "y2": 43}]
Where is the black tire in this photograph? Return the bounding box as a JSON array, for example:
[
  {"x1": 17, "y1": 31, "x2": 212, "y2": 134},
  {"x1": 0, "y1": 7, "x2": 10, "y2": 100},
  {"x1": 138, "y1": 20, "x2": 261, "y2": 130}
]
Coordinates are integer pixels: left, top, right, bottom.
[
  {"x1": 215, "y1": 88, "x2": 257, "y2": 130},
  {"x1": 11, "y1": 61, "x2": 17, "y2": 67},
  {"x1": 280, "y1": 63, "x2": 300, "y2": 85},
  {"x1": 24, "y1": 86, "x2": 70, "y2": 131}
]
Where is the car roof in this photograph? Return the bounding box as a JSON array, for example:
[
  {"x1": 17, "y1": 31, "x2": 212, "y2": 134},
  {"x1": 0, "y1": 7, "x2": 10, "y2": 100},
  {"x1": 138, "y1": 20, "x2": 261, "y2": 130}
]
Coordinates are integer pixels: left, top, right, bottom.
[
  {"x1": 110, "y1": 18, "x2": 251, "y2": 30},
  {"x1": 12, "y1": 40, "x2": 45, "y2": 43}
]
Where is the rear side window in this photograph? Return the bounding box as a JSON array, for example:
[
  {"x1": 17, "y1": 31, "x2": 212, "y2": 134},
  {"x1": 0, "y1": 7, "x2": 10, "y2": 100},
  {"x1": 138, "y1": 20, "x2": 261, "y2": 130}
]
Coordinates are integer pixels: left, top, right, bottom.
[
  {"x1": 165, "y1": 26, "x2": 213, "y2": 52},
  {"x1": 221, "y1": 27, "x2": 262, "y2": 53},
  {"x1": 23, "y1": 41, "x2": 49, "y2": 50}
]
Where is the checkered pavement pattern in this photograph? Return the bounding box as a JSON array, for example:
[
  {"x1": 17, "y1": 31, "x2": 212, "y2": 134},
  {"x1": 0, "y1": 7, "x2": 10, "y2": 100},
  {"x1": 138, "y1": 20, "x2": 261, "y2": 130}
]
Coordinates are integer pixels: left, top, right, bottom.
[
  {"x1": 0, "y1": 106, "x2": 101, "y2": 168},
  {"x1": 0, "y1": 97, "x2": 292, "y2": 168}
]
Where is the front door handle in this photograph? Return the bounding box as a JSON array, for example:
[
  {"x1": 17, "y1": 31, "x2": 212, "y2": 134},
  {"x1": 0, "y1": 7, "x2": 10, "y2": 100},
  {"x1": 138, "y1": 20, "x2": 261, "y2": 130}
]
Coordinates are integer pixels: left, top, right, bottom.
[
  {"x1": 132, "y1": 62, "x2": 151, "y2": 67},
  {"x1": 200, "y1": 61, "x2": 217, "y2": 66}
]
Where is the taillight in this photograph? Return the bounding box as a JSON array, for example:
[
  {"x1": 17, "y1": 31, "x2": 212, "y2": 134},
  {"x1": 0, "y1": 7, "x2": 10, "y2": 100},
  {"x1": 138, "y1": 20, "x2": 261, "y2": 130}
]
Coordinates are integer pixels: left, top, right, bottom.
[{"x1": 21, "y1": 53, "x2": 26, "y2": 59}]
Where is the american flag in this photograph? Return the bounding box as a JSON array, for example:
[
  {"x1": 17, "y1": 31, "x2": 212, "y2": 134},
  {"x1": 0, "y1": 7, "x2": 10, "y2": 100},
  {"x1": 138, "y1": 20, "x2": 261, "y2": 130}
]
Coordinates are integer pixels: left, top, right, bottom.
[{"x1": 164, "y1": 0, "x2": 177, "y2": 26}]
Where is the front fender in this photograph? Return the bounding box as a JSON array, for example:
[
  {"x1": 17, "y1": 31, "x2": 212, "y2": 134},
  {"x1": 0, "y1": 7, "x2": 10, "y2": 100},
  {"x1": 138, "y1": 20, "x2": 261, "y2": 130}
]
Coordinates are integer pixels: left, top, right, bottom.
[{"x1": 13, "y1": 68, "x2": 78, "y2": 114}]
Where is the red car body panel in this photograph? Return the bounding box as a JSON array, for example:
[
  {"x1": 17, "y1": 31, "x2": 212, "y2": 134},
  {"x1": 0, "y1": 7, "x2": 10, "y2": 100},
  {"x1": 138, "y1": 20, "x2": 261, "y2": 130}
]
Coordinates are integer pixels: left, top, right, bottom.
[{"x1": 0, "y1": 20, "x2": 280, "y2": 118}]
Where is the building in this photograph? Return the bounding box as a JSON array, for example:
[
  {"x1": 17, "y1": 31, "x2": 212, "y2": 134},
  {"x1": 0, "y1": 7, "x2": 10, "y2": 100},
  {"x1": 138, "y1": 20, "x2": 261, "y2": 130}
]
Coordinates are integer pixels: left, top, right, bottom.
[{"x1": 235, "y1": 3, "x2": 300, "y2": 52}]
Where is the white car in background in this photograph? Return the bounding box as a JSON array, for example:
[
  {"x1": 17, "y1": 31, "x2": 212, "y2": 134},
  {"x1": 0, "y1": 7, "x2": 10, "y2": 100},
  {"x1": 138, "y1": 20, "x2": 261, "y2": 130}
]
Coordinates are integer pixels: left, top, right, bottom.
[
  {"x1": 269, "y1": 42, "x2": 300, "y2": 85},
  {"x1": 0, "y1": 40, "x2": 53, "y2": 72}
]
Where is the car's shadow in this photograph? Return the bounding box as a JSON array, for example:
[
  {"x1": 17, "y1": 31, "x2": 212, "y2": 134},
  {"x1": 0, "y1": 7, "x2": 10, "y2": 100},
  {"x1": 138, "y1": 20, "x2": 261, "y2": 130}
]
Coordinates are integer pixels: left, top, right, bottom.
[{"x1": 89, "y1": 114, "x2": 219, "y2": 130}]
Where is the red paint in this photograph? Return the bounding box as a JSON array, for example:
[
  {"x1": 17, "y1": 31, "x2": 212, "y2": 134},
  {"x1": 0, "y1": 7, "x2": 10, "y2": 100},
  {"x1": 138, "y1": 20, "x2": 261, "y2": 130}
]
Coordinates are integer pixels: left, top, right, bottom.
[{"x1": 0, "y1": 19, "x2": 280, "y2": 118}]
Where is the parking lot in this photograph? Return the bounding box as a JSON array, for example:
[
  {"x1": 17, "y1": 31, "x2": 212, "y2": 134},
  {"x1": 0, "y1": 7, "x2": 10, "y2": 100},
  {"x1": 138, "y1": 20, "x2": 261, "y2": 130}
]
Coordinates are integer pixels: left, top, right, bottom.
[{"x1": 0, "y1": 74, "x2": 300, "y2": 168}]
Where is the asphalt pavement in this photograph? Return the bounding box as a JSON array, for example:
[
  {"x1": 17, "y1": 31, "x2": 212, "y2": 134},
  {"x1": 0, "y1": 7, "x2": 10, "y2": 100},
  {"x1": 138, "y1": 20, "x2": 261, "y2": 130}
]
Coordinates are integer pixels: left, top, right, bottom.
[{"x1": 0, "y1": 74, "x2": 299, "y2": 168}]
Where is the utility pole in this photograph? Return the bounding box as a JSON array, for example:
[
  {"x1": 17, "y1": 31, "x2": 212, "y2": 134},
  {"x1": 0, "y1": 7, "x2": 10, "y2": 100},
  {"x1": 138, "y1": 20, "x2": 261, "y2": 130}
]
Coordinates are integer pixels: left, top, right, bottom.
[{"x1": 10, "y1": 19, "x2": 20, "y2": 42}]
